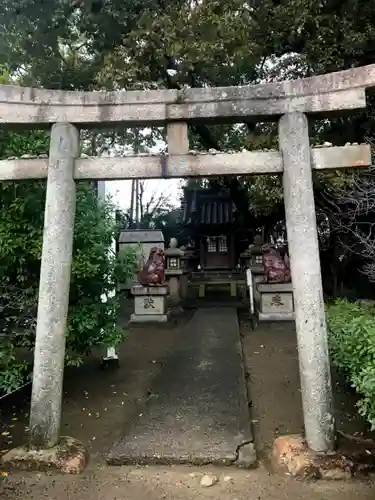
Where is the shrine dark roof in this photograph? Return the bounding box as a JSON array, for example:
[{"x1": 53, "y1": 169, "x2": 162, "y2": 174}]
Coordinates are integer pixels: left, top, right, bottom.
[{"x1": 180, "y1": 188, "x2": 235, "y2": 225}]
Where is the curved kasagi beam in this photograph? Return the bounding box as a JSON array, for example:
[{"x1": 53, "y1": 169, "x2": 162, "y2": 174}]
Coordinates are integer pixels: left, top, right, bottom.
[{"x1": 1, "y1": 65, "x2": 375, "y2": 126}]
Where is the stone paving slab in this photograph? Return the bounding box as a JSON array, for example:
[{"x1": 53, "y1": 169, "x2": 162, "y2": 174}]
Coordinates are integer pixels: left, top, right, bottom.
[{"x1": 107, "y1": 308, "x2": 255, "y2": 467}]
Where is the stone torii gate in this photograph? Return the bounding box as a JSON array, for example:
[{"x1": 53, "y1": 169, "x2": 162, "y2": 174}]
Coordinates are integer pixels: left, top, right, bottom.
[{"x1": 0, "y1": 65, "x2": 374, "y2": 460}]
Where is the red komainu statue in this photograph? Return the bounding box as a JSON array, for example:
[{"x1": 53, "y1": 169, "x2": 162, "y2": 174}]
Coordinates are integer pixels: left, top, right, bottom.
[
  {"x1": 138, "y1": 247, "x2": 166, "y2": 286},
  {"x1": 262, "y1": 246, "x2": 291, "y2": 284}
]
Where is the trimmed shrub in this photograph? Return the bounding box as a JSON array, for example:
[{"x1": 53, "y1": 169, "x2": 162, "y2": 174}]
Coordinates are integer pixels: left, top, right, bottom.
[{"x1": 326, "y1": 299, "x2": 375, "y2": 429}]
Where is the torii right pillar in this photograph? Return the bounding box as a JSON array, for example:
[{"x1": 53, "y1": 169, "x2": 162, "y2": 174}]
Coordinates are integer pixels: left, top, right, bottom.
[{"x1": 279, "y1": 112, "x2": 335, "y2": 453}]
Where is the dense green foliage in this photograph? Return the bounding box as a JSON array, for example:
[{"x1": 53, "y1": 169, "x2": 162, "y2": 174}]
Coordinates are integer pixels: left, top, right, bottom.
[
  {"x1": 0, "y1": 1, "x2": 373, "y2": 223},
  {"x1": 1, "y1": 0, "x2": 375, "y2": 418},
  {"x1": 0, "y1": 130, "x2": 138, "y2": 395},
  {"x1": 327, "y1": 300, "x2": 375, "y2": 430}
]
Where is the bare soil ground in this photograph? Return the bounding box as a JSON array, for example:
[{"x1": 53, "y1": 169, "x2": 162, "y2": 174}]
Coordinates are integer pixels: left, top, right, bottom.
[
  {"x1": 1, "y1": 302, "x2": 375, "y2": 499},
  {"x1": 239, "y1": 311, "x2": 375, "y2": 463},
  {"x1": 3, "y1": 465, "x2": 375, "y2": 500},
  {"x1": 0, "y1": 304, "x2": 192, "y2": 463}
]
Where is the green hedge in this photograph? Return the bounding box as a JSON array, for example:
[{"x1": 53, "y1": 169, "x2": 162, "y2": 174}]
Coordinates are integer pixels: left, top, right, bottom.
[{"x1": 326, "y1": 299, "x2": 375, "y2": 430}]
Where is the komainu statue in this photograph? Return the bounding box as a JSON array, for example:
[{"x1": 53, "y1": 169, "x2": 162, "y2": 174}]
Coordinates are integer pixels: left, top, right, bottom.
[
  {"x1": 138, "y1": 247, "x2": 166, "y2": 286},
  {"x1": 262, "y1": 246, "x2": 291, "y2": 283}
]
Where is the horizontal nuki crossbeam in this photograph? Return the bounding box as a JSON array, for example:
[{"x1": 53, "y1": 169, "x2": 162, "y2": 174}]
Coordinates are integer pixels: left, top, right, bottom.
[
  {"x1": 0, "y1": 144, "x2": 371, "y2": 181},
  {"x1": 1, "y1": 65, "x2": 375, "y2": 125}
]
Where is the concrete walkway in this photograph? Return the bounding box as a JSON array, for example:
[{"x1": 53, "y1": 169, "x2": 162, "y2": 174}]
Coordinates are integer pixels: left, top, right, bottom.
[{"x1": 108, "y1": 308, "x2": 255, "y2": 466}]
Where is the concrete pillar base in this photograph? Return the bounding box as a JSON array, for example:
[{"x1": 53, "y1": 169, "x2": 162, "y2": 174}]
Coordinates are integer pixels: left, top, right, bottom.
[{"x1": 1, "y1": 436, "x2": 88, "y2": 474}]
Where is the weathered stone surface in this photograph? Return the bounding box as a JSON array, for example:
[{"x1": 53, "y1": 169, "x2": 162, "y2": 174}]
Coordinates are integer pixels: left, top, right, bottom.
[
  {"x1": 178, "y1": 64, "x2": 375, "y2": 101},
  {"x1": 259, "y1": 290, "x2": 294, "y2": 315},
  {"x1": 273, "y1": 435, "x2": 316, "y2": 478},
  {"x1": 257, "y1": 283, "x2": 293, "y2": 293},
  {"x1": 168, "y1": 89, "x2": 365, "y2": 122},
  {"x1": 312, "y1": 144, "x2": 371, "y2": 170},
  {"x1": 1, "y1": 437, "x2": 88, "y2": 474},
  {"x1": 258, "y1": 311, "x2": 294, "y2": 322},
  {"x1": 29, "y1": 123, "x2": 79, "y2": 449},
  {"x1": 236, "y1": 442, "x2": 257, "y2": 468},
  {"x1": 0, "y1": 158, "x2": 49, "y2": 180},
  {"x1": 1, "y1": 64, "x2": 375, "y2": 125},
  {"x1": 130, "y1": 313, "x2": 169, "y2": 323},
  {"x1": 131, "y1": 285, "x2": 169, "y2": 323},
  {"x1": 279, "y1": 112, "x2": 335, "y2": 453},
  {"x1": 0, "y1": 145, "x2": 371, "y2": 182},
  {"x1": 131, "y1": 285, "x2": 169, "y2": 296},
  {"x1": 134, "y1": 295, "x2": 167, "y2": 316},
  {"x1": 273, "y1": 435, "x2": 360, "y2": 480},
  {"x1": 200, "y1": 474, "x2": 219, "y2": 487},
  {"x1": 167, "y1": 276, "x2": 180, "y2": 300},
  {"x1": 167, "y1": 122, "x2": 189, "y2": 155},
  {"x1": 2, "y1": 64, "x2": 375, "y2": 106},
  {"x1": 257, "y1": 283, "x2": 294, "y2": 320}
]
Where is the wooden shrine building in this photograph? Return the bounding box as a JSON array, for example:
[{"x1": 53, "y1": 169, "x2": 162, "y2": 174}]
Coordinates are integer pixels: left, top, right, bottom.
[
  {"x1": 180, "y1": 186, "x2": 237, "y2": 270},
  {"x1": 179, "y1": 186, "x2": 246, "y2": 297}
]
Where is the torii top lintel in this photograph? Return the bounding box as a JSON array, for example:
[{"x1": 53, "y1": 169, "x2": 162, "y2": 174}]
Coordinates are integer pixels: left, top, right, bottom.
[{"x1": 1, "y1": 65, "x2": 375, "y2": 127}]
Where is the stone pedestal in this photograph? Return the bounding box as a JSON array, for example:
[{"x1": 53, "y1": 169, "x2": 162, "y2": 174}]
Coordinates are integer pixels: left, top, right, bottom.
[
  {"x1": 130, "y1": 285, "x2": 169, "y2": 323},
  {"x1": 165, "y1": 270, "x2": 184, "y2": 304},
  {"x1": 257, "y1": 282, "x2": 294, "y2": 321},
  {"x1": 165, "y1": 240, "x2": 185, "y2": 305},
  {"x1": 249, "y1": 264, "x2": 265, "y2": 308}
]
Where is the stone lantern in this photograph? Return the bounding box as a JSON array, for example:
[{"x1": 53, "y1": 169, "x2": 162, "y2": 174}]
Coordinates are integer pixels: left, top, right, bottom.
[
  {"x1": 165, "y1": 237, "x2": 185, "y2": 303},
  {"x1": 240, "y1": 234, "x2": 264, "y2": 269}
]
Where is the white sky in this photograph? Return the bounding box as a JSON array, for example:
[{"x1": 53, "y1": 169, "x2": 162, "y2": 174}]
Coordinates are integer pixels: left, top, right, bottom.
[
  {"x1": 105, "y1": 178, "x2": 182, "y2": 211},
  {"x1": 101, "y1": 132, "x2": 183, "y2": 211}
]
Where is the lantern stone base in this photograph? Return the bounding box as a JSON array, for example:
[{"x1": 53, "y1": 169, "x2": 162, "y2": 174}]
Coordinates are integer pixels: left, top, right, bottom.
[
  {"x1": 130, "y1": 285, "x2": 169, "y2": 323},
  {"x1": 257, "y1": 282, "x2": 295, "y2": 321}
]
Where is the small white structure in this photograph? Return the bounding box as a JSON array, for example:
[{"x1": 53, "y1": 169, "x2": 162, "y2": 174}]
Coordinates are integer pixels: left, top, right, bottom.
[
  {"x1": 118, "y1": 229, "x2": 165, "y2": 289},
  {"x1": 130, "y1": 285, "x2": 169, "y2": 323}
]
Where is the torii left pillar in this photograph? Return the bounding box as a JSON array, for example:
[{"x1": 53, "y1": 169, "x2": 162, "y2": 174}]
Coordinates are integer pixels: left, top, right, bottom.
[{"x1": 29, "y1": 123, "x2": 79, "y2": 449}]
